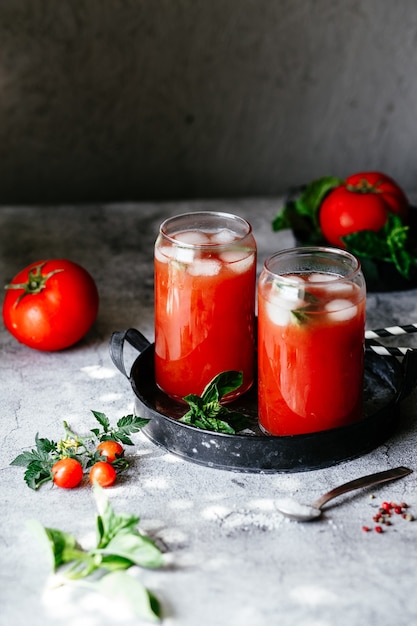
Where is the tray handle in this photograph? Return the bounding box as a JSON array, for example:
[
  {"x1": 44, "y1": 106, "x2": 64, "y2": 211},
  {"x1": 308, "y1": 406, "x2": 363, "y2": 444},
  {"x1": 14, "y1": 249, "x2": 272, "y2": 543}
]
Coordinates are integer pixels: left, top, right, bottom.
[
  {"x1": 109, "y1": 328, "x2": 152, "y2": 379},
  {"x1": 398, "y1": 349, "x2": 417, "y2": 401}
]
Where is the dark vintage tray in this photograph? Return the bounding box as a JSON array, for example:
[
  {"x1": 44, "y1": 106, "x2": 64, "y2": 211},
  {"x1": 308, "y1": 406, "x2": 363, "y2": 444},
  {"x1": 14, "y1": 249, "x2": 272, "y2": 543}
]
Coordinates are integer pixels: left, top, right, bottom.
[{"x1": 109, "y1": 328, "x2": 417, "y2": 473}]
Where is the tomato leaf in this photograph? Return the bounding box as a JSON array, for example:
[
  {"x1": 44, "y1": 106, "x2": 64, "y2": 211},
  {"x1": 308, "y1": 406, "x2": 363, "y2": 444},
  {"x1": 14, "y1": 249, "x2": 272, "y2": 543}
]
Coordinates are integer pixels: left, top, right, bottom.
[
  {"x1": 10, "y1": 434, "x2": 58, "y2": 489},
  {"x1": 23, "y1": 461, "x2": 53, "y2": 490},
  {"x1": 91, "y1": 410, "x2": 110, "y2": 432},
  {"x1": 112, "y1": 414, "x2": 150, "y2": 445}
]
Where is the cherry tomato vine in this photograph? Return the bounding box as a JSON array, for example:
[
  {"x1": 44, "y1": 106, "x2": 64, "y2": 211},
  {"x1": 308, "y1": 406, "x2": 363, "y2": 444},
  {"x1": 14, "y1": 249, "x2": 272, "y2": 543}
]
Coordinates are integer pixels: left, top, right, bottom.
[{"x1": 10, "y1": 411, "x2": 149, "y2": 490}]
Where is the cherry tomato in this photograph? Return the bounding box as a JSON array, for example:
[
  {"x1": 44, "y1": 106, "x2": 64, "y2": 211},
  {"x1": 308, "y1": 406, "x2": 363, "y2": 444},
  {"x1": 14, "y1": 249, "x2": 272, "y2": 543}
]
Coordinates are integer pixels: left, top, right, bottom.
[
  {"x1": 96, "y1": 440, "x2": 124, "y2": 463},
  {"x1": 89, "y1": 461, "x2": 117, "y2": 487},
  {"x1": 319, "y1": 172, "x2": 409, "y2": 247},
  {"x1": 52, "y1": 458, "x2": 84, "y2": 489},
  {"x1": 2, "y1": 259, "x2": 99, "y2": 351}
]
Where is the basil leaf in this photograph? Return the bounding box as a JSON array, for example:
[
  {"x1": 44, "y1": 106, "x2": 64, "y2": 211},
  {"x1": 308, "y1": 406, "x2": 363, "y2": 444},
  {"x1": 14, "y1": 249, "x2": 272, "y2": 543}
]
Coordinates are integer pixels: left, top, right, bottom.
[
  {"x1": 27, "y1": 520, "x2": 79, "y2": 570},
  {"x1": 94, "y1": 484, "x2": 140, "y2": 549},
  {"x1": 201, "y1": 370, "x2": 243, "y2": 402},
  {"x1": 100, "y1": 532, "x2": 163, "y2": 569},
  {"x1": 273, "y1": 176, "x2": 342, "y2": 242},
  {"x1": 179, "y1": 370, "x2": 249, "y2": 433},
  {"x1": 344, "y1": 213, "x2": 417, "y2": 279},
  {"x1": 95, "y1": 571, "x2": 161, "y2": 622}
]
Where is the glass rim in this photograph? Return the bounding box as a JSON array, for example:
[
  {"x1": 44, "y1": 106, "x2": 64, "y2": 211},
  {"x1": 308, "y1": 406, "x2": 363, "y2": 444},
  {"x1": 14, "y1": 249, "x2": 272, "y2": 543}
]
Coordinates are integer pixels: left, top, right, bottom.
[
  {"x1": 159, "y1": 211, "x2": 253, "y2": 248},
  {"x1": 263, "y1": 246, "x2": 362, "y2": 285}
]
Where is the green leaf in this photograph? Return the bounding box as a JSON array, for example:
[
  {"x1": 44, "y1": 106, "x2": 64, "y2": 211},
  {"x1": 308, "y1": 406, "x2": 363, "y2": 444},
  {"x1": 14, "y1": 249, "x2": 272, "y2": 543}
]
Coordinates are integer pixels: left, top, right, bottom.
[
  {"x1": 27, "y1": 520, "x2": 79, "y2": 570},
  {"x1": 100, "y1": 532, "x2": 163, "y2": 569},
  {"x1": 295, "y1": 177, "x2": 342, "y2": 222},
  {"x1": 179, "y1": 370, "x2": 249, "y2": 433},
  {"x1": 34, "y1": 433, "x2": 57, "y2": 454},
  {"x1": 201, "y1": 371, "x2": 243, "y2": 403},
  {"x1": 95, "y1": 571, "x2": 162, "y2": 622},
  {"x1": 344, "y1": 213, "x2": 417, "y2": 279},
  {"x1": 91, "y1": 410, "x2": 110, "y2": 432},
  {"x1": 272, "y1": 176, "x2": 342, "y2": 242},
  {"x1": 94, "y1": 484, "x2": 140, "y2": 548},
  {"x1": 99, "y1": 554, "x2": 134, "y2": 572},
  {"x1": 195, "y1": 417, "x2": 236, "y2": 434},
  {"x1": 11, "y1": 434, "x2": 57, "y2": 468},
  {"x1": 10, "y1": 451, "x2": 38, "y2": 467},
  {"x1": 111, "y1": 414, "x2": 150, "y2": 445},
  {"x1": 23, "y1": 460, "x2": 53, "y2": 490}
]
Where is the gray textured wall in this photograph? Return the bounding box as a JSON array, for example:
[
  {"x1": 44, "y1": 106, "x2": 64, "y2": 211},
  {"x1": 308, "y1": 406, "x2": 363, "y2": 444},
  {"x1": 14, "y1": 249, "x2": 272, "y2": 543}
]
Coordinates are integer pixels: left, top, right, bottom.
[{"x1": 1, "y1": 0, "x2": 417, "y2": 203}]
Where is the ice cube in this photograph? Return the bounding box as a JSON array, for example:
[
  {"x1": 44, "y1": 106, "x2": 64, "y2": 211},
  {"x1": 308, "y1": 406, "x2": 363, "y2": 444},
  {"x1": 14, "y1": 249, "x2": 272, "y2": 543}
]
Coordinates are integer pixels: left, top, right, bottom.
[
  {"x1": 155, "y1": 245, "x2": 175, "y2": 263},
  {"x1": 325, "y1": 299, "x2": 358, "y2": 321},
  {"x1": 174, "y1": 247, "x2": 195, "y2": 263},
  {"x1": 324, "y1": 282, "x2": 354, "y2": 296},
  {"x1": 210, "y1": 228, "x2": 237, "y2": 244},
  {"x1": 219, "y1": 250, "x2": 254, "y2": 273},
  {"x1": 308, "y1": 272, "x2": 337, "y2": 283},
  {"x1": 272, "y1": 277, "x2": 305, "y2": 307},
  {"x1": 174, "y1": 230, "x2": 211, "y2": 245},
  {"x1": 265, "y1": 301, "x2": 291, "y2": 326},
  {"x1": 188, "y1": 259, "x2": 221, "y2": 276}
]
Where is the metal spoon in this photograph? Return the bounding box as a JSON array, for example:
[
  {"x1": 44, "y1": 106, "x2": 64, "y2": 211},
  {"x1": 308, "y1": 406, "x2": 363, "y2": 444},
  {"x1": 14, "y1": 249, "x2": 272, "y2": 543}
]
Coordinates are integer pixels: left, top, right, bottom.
[{"x1": 276, "y1": 466, "x2": 413, "y2": 522}]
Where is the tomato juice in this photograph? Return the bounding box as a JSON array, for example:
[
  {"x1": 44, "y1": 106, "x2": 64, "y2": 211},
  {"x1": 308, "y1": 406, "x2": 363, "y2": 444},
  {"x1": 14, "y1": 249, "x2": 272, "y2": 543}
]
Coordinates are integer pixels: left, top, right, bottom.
[
  {"x1": 154, "y1": 213, "x2": 256, "y2": 402},
  {"x1": 258, "y1": 248, "x2": 366, "y2": 436}
]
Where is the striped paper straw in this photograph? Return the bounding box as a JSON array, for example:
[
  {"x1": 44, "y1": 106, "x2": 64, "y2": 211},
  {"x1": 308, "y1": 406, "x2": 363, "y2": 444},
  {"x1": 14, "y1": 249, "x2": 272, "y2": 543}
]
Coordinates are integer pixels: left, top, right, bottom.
[
  {"x1": 365, "y1": 339, "x2": 415, "y2": 357},
  {"x1": 365, "y1": 323, "x2": 417, "y2": 339}
]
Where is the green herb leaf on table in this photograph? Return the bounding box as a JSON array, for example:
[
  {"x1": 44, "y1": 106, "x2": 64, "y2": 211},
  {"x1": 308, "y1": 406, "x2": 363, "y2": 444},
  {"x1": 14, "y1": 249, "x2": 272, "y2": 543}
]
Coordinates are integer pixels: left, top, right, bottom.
[
  {"x1": 179, "y1": 371, "x2": 250, "y2": 433},
  {"x1": 27, "y1": 485, "x2": 163, "y2": 622}
]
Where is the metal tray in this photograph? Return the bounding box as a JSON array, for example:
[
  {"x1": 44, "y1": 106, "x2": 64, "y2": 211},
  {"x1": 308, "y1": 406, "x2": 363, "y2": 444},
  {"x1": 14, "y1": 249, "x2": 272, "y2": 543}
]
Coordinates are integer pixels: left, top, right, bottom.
[{"x1": 110, "y1": 328, "x2": 417, "y2": 473}]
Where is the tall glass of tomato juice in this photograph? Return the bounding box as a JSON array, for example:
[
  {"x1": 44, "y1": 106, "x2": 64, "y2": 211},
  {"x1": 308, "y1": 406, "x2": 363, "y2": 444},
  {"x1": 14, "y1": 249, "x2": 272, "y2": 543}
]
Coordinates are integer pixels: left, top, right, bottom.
[
  {"x1": 154, "y1": 211, "x2": 257, "y2": 402},
  {"x1": 258, "y1": 247, "x2": 366, "y2": 436}
]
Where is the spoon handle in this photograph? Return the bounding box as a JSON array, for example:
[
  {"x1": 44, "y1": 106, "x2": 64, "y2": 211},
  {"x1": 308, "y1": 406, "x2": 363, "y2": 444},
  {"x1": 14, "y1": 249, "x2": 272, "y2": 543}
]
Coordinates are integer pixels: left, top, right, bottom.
[{"x1": 312, "y1": 466, "x2": 413, "y2": 511}]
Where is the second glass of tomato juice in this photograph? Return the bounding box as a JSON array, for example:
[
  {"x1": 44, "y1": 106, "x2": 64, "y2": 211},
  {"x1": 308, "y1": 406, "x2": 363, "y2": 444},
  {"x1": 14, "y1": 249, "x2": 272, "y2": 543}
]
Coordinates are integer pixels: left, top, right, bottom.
[
  {"x1": 154, "y1": 211, "x2": 257, "y2": 402},
  {"x1": 257, "y1": 247, "x2": 366, "y2": 436}
]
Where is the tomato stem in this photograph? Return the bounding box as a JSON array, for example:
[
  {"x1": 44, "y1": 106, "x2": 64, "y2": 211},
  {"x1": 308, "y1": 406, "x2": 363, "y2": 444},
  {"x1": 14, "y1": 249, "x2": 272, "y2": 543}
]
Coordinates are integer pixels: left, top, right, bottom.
[
  {"x1": 4, "y1": 262, "x2": 64, "y2": 304},
  {"x1": 345, "y1": 178, "x2": 383, "y2": 194}
]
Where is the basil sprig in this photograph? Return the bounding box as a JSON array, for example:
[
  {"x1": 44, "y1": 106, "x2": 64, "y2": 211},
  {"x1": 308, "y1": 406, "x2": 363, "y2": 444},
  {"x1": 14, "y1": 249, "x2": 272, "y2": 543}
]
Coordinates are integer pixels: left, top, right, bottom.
[
  {"x1": 28, "y1": 485, "x2": 163, "y2": 621},
  {"x1": 179, "y1": 371, "x2": 250, "y2": 434}
]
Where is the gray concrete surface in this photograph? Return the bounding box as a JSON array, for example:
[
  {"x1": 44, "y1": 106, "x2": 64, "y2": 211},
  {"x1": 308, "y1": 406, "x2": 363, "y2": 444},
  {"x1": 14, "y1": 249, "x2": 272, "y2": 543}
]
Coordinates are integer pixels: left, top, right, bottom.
[
  {"x1": 2, "y1": 198, "x2": 417, "y2": 626},
  {"x1": 1, "y1": 1, "x2": 417, "y2": 203}
]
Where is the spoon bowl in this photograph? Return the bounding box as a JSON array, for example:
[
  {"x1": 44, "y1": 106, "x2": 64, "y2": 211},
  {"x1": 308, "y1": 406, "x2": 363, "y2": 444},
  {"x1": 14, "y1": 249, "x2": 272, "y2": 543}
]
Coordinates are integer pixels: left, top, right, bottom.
[{"x1": 276, "y1": 466, "x2": 413, "y2": 522}]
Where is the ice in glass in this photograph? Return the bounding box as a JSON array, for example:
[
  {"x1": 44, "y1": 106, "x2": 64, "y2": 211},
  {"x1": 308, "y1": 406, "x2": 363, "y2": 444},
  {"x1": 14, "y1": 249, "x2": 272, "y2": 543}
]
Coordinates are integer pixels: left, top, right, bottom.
[
  {"x1": 258, "y1": 247, "x2": 366, "y2": 435},
  {"x1": 154, "y1": 211, "x2": 257, "y2": 402}
]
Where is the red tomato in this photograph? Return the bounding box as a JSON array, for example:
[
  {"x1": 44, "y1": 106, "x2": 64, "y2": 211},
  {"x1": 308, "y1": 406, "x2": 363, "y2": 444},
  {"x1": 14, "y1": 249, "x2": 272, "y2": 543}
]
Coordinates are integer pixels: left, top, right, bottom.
[
  {"x1": 52, "y1": 458, "x2": 84, "y2": 489},
  {"x1": 96, "y1": 440, "x2": 124, "y2": 463},
  {"x1": 2, "y1": 259, "x2": 99, "y2": 351},
  {"x1": 319, "y1": 172, "x2": 409, "y2": 247},
  {"x1": 89, "y1": 461, "x2": 117, "y2": 487}
]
